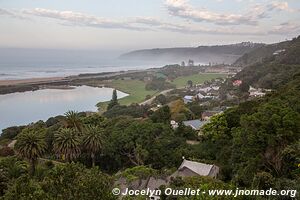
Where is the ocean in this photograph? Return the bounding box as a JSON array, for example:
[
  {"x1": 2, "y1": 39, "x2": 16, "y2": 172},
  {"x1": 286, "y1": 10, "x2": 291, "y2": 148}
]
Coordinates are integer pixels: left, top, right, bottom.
[{"x1": 0, "y1": 48, "x2": 169, "y2": 80}]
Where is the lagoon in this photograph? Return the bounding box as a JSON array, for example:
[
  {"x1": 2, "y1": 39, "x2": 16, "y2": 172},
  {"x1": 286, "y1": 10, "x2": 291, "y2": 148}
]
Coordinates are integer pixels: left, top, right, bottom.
[{"x1": 0, "y1": 86, "x2": 128, "y2": 131}]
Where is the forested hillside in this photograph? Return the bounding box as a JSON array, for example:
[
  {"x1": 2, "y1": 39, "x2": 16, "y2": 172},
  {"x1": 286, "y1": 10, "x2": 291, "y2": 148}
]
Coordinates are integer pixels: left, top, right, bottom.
[
  {"x1": 231, "y1": 36, "x2": 300, "y2": 89},
  {"x1": 233, "y1": 41, "x2": 290, "y2": 67}
]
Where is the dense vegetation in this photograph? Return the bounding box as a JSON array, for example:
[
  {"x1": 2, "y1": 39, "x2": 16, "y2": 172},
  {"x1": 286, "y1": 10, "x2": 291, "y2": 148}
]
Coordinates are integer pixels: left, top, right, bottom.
[
  {"x1": 233, "y1": 36, "x2": 300, "y2": 89},
  {"x1": 0, "y1": 37, "x2": 299, "y2": 199}
]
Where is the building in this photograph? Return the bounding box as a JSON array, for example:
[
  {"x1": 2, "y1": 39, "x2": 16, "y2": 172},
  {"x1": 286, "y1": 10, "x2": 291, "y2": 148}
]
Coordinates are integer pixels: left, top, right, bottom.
[
  {"x1": 183, "y1": 119, "x2": 208, "y2": 130},
  {"x1": 198, "y1": 86, "x2": 211, "y2": 93},
  {"x1": 183, "y1": 95, "x2": 194, "y2": 104},
  {"x1": 115, "y1": 159, "x2": 220, "y2": 200},
  {"x1": 171, "y1": 159, "x2": 220, "y2": 179},
  {"x1": 273, "y1": 49, "x2": 285, "y2": 55},
  {"x1": 233, "y1": 80, "x2": 242, "y2": 86}
]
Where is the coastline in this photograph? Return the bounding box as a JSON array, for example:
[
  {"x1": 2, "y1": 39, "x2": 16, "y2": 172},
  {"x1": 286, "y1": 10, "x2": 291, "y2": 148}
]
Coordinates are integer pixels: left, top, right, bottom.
[
  {"x1": 0, "y1": 77, "x2": 67, "y2": 86},
  {"x1": 0, "y1": 69, "x2": 145, "y2": 95}
]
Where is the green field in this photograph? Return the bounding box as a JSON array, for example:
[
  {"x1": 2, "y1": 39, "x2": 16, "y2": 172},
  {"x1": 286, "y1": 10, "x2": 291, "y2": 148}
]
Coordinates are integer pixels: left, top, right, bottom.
[
  {"x1": 172, "y1": 73, "x2": 228, "y2": 87},
  {"x1": 97, "y1": 73, "x2": 228, "y2": 111},
  {"x1": 97, "y1": 79, "x2": 158, "y2": 111}
]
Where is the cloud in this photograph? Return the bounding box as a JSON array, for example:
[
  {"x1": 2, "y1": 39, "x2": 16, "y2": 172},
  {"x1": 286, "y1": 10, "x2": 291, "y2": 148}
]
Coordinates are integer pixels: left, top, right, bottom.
[
  {"x1": 0, "y1": 8, "x2": 27, "y2": 19},
  {"x1": 22, "y1": 8, "x2": 148, "y2": 31},
  {"x1": 1, "y1": 7, "x2": 299, "y2": 36},
  {"x1": 164, "y1": 0, "x2": 295, "y2": 26},
  {"x1": 267, "y1": 1, "x2": 296, "y2": 12},
  {"x1": 164, "y1": 0, "x2": 264, "y2": 25},
  {"x1": 269, "y1": 22, "x2": 300, "y2": 34}
]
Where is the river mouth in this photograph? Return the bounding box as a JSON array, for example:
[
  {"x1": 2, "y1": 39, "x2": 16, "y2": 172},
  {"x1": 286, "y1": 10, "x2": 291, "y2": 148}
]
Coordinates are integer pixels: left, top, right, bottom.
[{"x1": 0, "y1": 85, "x2": 128, "y2": 131}]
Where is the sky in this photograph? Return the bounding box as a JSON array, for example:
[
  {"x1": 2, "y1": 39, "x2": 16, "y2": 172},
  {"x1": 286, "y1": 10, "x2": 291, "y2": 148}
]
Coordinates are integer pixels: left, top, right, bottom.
[{"x1": 0, "y1": 0, "x2": 300, "y2": 51}]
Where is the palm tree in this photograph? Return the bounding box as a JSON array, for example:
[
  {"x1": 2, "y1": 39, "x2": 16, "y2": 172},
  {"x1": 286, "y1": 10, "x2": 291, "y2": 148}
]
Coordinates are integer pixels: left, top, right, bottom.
[
  {"x1": 53, "y1": 128, "x2": 81, "y2": 162},
  {"x1": 14, "y1": 129, "x2": 47, "y2": 175},
  {"x1": 82, "y1": 125, "x2": 104, "y2": 167},
  {"x1": 63, "y1": 110, "x2": 83, "y2": 132}
]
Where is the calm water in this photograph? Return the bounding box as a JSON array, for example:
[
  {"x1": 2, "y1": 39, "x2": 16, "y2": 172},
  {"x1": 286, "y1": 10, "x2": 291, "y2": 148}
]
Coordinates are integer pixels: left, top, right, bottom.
[{"x1": 0, "y1": 86, "x2": 128, "y2": 131}]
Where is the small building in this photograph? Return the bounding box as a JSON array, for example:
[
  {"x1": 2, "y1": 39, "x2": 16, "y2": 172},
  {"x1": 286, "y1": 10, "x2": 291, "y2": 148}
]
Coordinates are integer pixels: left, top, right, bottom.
[
  {"x1": 233, "y1": 80, "x2": 242, "y2": 86},
  {"x1": 198, "y1": 86, "x2": 211, "y2": 93},
  {"x1": 115, "y1": 159, "x2": 220, "y2": 200},
  {"x1": 183, "y1": 95, "x2": 194, "y2": 104},
  {"x1": 183, "y1": 119, "x2": 208, "y2": 130},
  {"x1": 196, "y1": 93, "x2": 205, "y2": 99},
  {"x1": 171, "y1": 159, "x2": 220, "y2": 179},
  {"x1": 273, "y1": 49, "x2": 285, "y2": 55}
]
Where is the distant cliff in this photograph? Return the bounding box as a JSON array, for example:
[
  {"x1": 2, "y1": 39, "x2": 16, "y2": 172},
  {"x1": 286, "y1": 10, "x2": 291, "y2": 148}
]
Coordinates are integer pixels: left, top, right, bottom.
[{"x1": 120, "y1": 42, "x2": 264, "y2": 65}]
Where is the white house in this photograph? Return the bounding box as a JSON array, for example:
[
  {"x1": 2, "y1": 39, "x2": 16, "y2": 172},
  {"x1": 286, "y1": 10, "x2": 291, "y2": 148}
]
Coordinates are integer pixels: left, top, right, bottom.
[{"x1": 183, "y1": 95, "x2": 194, "y2": 104}]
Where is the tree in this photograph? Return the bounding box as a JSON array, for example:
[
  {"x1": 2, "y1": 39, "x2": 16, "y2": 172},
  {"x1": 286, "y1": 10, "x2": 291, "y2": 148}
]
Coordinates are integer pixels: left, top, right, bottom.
[
  {"x1": 2, "y1": 164, "x2": 116, "y2": 200},
  {"x1": 150, "y1": 105, "x2": 171, "y2": 123},
  {"x1": 82, "y1": 125, "x2": 104, "y2": 167},
  {"x1": 155, "y1": 94, "x2": 167, "y2": 105},
  {"x1": 187, "y1": 80, "x2": 193, "y2": 88},
  {"x1": 63, "y1": 110, "x2": 83, "y2": 132},
  {"x1": 41, "y1": 163, "x2": 116, "y2": 200},
  {"x1": 15, "y1": 128, "x2": 47, "y2": 175},
  {"x1": 54, "y1": 128, "x2": 81, "y2": 162},
  {"x1": 107, "y1": 89, "x2": 119, "y2": 110}
]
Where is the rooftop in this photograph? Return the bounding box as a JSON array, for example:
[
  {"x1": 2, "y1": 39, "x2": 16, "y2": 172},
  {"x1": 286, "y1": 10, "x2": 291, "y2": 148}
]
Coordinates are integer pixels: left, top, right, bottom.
[
  {"x1": 179, "y1": 159, "x2": 215, "y2": 176},
  {"x1": 183, "y1": 119, "x2": 208, "y2": 130}
]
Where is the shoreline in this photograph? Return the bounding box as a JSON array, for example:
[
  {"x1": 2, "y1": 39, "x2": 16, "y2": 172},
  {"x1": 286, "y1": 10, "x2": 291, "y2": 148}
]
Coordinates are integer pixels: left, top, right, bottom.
[
  {"x1": 0, "y1": 65, "x2": 232, "y2": 95},
  {"x1": 0, "y1": 77, "x2": 67, "y2": 86},
  {"x1": 0, "y1": 69, "x2": 145, "y2": 95}
]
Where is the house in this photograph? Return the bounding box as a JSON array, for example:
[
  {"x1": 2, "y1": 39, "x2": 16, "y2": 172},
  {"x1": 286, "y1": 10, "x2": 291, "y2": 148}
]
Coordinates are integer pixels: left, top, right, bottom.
[
  {"x1": 249, "y1": 86, "x2": 267, "y2": 97},
  {"x1": 196, "y1": 93, "x2": 205, "y2": 99},
  {"x1": 171, "y1": 159, "x2": 220, "y2": 179},
  {"x1": 183, "y1": 95, "x2": 194, "y2": 104},
  {"x1": 250, "y1": 91, "x2": 265, "y2": 97},
  {"x1": 273, "y1": 49, "x2": 285, "y2": 55},
  {"x1": 232, "y1": 80, "x2": 242, "y2": 86},
  {"x1": 198, "y1": 86, "x2": 211, "y2": 93},
  {"x1": 115, "y1": 159, "x2": 220, "y2": 200},
  {"x1": 183, "y1": 119, "x2": 208, "y2": 130}
]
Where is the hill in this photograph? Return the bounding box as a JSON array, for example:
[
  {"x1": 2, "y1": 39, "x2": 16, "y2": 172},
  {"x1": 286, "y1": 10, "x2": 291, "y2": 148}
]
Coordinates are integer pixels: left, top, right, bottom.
[
  {"x1": 233, "y1": 40, "x2": 291, "y2": 67},
  {"x1": 231, "y1": 36, "x2": 300, "y2": 89},
  {"x1": 120, "y1": 42, "x2": 264, "y2": 65}
]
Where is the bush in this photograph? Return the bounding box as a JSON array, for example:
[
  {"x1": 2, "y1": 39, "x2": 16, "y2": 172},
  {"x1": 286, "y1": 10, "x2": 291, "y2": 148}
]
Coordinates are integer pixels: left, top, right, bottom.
[{"x1": 0, "y1": 147, "x2": 14, "y2": 157}]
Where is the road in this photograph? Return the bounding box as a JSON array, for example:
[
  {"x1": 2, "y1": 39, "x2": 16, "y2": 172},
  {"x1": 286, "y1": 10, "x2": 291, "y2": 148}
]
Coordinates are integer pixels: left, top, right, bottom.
[{"x1": 139, "y1": 88, "x2": 174, "y2": 106}]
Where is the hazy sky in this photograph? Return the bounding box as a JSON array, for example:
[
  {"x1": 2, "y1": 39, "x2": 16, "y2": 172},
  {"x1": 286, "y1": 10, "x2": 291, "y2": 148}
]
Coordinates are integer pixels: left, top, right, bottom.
[{"x1": 0, "y1": 0, "x2": 300, "y2": 50}]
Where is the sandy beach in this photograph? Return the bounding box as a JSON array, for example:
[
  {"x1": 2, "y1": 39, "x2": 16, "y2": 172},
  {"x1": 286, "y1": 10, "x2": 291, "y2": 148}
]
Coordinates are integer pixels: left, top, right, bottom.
[{"x1": 0, "y1": 77, "x2": 66, "y2": 86}]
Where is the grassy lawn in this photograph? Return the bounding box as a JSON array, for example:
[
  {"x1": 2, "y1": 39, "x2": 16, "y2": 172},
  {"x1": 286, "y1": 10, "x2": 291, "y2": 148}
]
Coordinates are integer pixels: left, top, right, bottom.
[
  {"x1": 97, "y1": 79, "x2": 158, "y2": 110},
  {"x1": 172, "y1": 73, "x2": 228, "y2": 87},
  {"x1": 97, "y1": 73, "x2": 228, "y2": 111}
]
